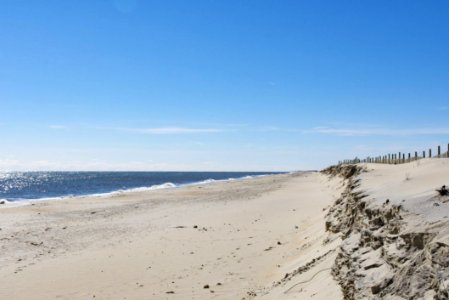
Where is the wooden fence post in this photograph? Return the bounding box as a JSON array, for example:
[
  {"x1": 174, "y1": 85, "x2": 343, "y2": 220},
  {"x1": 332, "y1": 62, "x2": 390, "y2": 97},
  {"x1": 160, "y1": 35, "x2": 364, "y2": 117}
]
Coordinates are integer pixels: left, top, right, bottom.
[{"x1": 336, "y1": 142, "x2": 449, "y2": 165}]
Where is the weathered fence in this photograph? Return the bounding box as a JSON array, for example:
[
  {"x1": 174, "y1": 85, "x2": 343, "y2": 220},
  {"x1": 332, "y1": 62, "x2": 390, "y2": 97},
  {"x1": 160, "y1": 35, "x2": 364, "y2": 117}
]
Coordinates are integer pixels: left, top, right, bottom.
[{"x1": 339, "y1": 143, "x2": 449, "y2": 165}]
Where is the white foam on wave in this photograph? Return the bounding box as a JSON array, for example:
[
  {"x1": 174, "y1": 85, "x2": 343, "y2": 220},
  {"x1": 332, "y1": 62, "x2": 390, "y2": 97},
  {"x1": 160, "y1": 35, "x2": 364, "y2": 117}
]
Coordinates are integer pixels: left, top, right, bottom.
[
  {"x1": 0, "y1": 199, "x2": 10, "y2": 204},
  {"x1": 126, "y1": 182, "x2": 178, "y2": 192},
  {"x1": 185, "y1": 175, "x2": 267, "y2": 187},
  {"x1": 0, "y1": 195, "x2": 77, "y2": 207},
  {"x1": 0, "y1": 183, "x2": 179, "y2": 207},
  {"x1": 85, "y1": 182, "x2": 178, "y2": 198},
  {"x1": 194, "y1": 179, "x2": 216, "y2": 185},
  {"x1": 0, "y1": 198, "x2": 32, "y2": 208}
]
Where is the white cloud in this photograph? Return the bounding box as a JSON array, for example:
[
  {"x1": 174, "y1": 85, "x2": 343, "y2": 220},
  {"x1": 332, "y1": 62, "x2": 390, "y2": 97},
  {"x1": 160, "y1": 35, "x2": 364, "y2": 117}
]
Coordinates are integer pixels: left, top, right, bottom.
[
  {"x1": 119, "y1": 127, "x2": 224, "y2": 135},
  {"x1": 303, "y1": 126, "x2": 449, "y2": 137},
  {"x1": 48, "y1": 125, "x2": 67, "y2": 129}
]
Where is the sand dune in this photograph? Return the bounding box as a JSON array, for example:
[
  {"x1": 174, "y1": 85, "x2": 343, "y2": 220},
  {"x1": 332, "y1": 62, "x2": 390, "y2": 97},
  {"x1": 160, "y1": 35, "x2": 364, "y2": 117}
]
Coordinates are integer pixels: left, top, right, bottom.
[{"x1": 324, "y1": 158, "x2": 449, "y2": 299}]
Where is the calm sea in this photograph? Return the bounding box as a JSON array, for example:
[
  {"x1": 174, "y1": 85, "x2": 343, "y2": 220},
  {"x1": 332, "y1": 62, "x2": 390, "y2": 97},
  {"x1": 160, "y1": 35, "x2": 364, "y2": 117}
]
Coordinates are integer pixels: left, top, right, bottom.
[{"x1": 0, "y1": 172, "x2": 281, "y2": 202}]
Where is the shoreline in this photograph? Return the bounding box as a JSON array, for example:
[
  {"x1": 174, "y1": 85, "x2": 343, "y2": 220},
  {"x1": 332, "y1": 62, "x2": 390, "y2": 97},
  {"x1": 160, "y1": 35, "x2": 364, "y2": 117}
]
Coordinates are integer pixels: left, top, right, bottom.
[{"x1": 0, "y1": 172, "x2": 289, "y2": 208}]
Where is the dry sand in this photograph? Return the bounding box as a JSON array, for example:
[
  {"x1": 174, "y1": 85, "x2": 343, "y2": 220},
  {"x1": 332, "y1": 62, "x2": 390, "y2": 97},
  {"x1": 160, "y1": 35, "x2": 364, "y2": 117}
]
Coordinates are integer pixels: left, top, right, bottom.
[
  {"x1": 3, "y1": 158, "x2": 446, "y2": 299},
  {"x1": 0, "y1": 172, "x2": 343, "y2": 300},
  {"x1": 324, "y1": 158, "x2": 449, "y2": 299}
]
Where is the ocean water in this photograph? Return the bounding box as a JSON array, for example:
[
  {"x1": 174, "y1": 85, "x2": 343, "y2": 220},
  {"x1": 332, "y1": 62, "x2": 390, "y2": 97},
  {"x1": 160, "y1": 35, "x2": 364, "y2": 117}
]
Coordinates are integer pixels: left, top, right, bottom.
[{"x1": 0, "y1": 172, "x2": 281, "y2": 203}]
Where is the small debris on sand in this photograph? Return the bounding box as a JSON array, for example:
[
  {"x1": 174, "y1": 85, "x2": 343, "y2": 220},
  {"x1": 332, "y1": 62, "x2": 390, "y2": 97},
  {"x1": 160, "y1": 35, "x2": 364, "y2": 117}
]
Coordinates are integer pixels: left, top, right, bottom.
[{"x1": 437, "y1": 185, "x2": 448, "y2": 196}]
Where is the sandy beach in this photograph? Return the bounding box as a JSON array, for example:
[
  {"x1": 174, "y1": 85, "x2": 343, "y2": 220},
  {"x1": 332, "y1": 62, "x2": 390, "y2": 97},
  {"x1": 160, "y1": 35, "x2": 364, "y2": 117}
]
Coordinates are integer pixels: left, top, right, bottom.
[
  {"x1": 1, "y1": 158, "x2": 449, "y2": 299},
  {"x1": 0, "y1": 172, "x2": 342, "y2": 299}
]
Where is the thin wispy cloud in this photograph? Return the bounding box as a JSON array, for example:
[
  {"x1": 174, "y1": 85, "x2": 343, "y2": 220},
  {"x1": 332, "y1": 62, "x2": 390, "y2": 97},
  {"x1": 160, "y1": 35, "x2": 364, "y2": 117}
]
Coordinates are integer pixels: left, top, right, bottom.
[
  {"x1": 119, "y1": 127, "x2": 224, "y2": 135},
  {"x1": 48, "y1": 125, "x2": 67, "y2": 130},
  {"x1": 303, "y1": 126, "x2": 449, "y2": 137}
]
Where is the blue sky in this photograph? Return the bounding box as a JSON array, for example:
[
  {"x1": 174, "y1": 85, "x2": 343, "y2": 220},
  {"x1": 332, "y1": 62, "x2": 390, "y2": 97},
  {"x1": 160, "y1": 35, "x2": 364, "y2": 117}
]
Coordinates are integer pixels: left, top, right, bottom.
[{"x1": 1, "y1": 0, "x2": 449, "y2": 171}]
